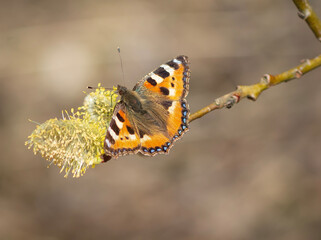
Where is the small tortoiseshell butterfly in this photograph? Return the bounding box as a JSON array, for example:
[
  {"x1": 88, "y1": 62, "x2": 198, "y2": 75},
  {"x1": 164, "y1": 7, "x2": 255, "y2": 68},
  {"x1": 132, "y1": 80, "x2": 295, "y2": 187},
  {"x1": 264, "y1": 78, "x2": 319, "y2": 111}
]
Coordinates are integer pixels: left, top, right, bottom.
[{"x1": 103, "y1": 55, "x2": 190, "y2": 160}]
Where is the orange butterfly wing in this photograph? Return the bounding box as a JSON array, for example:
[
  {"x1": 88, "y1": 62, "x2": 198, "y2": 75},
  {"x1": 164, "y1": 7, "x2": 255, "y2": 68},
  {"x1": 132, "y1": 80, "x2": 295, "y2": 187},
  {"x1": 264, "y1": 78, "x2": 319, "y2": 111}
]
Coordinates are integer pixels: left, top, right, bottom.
[
  {"x1": 104, "y1": 103, "x2": 141, "y2": 158},
  {"x1": 140, "y1": 56, "x2": 189, "y2": 101}
]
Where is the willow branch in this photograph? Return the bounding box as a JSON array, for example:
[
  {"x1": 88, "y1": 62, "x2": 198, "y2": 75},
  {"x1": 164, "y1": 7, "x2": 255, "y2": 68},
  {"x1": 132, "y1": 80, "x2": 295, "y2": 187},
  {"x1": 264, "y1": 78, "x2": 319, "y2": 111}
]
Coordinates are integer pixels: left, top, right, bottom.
[
  {"x1": 188, "y1": 1, "x2": 321, "y2": 123},
  {"x1": 293, "y1": 0, "x2": 321, "y2": 41},
  {"x1": 189, "y1": 54, "x2": 321, "y2": 123}
]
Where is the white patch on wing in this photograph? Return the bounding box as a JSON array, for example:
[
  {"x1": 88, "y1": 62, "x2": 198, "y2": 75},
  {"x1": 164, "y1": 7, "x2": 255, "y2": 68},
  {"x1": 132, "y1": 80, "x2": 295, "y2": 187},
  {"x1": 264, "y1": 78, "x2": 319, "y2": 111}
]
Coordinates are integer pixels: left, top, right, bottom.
[
  {"x1": 169, "y1": 88, "x2": 176, "y2": 96},
  {"x1": 173, "y1": 59, "x2": 181, "y2": 64},
  {"x1": 114, "y1": 115, "x2": 123, "y2": 129},
  {"x1": 150, "y1": 73, "x2": 164, "y2": 84},
  {"x1": 141, "y1": 134, "x2": 151, "y2": 143},
  {"x1": 105, "y1": 139, "x2": 111, "y2": 148},
  {"x1": 161, "y1": 64, "x2": 174, "y2": 75},
  {"x1": 108, "y1": 127, "x2": 118, "y2": 140},
  {"x1": 129, "y1": 134, "x2": 137, "y2": 141},
  {"x1": 168, "y1": 101, "x2": 178, "y2": 114}
]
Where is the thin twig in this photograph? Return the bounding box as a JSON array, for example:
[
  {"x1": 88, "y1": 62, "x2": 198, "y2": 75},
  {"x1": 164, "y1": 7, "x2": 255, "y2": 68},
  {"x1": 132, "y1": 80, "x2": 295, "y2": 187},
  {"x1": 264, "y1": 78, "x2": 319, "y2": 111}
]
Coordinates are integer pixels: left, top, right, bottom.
[
  {"x1": 188, "y1": 1, "x2": 321, "y2": 123},
  {"x1": 293, "y1": 0, "x2": 321, "y2": 41}
]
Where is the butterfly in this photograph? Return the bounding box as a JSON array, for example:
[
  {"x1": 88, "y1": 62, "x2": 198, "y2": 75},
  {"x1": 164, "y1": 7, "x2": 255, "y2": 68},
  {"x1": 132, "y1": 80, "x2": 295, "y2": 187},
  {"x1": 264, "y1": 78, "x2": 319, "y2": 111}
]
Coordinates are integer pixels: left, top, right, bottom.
[{"x1": 102, "y1": 55, "x2": 190, "y2": 161}]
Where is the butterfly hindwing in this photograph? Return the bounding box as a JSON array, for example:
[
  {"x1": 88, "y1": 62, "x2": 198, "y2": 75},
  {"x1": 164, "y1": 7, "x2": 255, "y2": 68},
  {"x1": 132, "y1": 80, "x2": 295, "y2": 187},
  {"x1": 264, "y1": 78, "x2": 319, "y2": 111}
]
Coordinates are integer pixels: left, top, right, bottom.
[
  {"x1": 139, "y1": 132, "x2": 172, "y2": 156},
  {"x1": 166, "y1": 99, "x2": 189, "y2": 139},
  {"x1": 137, "y1": 100, "x2": 189, "y2": 156}
]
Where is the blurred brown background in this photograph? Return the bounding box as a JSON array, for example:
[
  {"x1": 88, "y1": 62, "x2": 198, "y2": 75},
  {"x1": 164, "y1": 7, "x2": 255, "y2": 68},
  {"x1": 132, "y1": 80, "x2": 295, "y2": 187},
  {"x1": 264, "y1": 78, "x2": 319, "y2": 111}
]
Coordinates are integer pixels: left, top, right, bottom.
[{"x1": 1, "y1": 0, "x2": 321, "y2": 239}]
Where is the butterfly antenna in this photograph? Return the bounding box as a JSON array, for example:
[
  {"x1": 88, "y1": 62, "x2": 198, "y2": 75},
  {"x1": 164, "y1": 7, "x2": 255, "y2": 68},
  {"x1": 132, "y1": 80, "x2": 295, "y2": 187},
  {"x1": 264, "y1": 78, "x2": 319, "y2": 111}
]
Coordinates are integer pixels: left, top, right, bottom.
[
  {"x1": 28, "y1": 119, "x2": 41, "y2": 125},
  {"x1": 117, "y1": 47, "x2": 125, "y2": 84},
  {"x1": 87, "y1": 86, "x2": 113, "y2": 90}
]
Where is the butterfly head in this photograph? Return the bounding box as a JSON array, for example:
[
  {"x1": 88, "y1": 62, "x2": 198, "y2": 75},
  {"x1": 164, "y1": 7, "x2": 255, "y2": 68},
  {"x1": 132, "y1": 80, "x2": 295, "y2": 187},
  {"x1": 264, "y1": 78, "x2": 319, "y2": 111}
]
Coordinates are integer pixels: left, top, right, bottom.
[
  {"x1": 117, "y1": 85, "x2": 144, "y2": 113},
  {"x1": 117, "y1": 85, "x2": 128, "y2": 96}
]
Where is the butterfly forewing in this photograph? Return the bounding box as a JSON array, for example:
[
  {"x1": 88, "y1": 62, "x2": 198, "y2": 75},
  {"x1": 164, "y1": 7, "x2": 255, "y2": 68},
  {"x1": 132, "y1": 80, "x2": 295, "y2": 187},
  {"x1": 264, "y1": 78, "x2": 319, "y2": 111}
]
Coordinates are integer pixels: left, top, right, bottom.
[
  {"x1": 135, "y1": 55, "x2": 189, "y2": 101},
  {"x1": 105, "y1": 103, "x2": 141, "y2": 157}
]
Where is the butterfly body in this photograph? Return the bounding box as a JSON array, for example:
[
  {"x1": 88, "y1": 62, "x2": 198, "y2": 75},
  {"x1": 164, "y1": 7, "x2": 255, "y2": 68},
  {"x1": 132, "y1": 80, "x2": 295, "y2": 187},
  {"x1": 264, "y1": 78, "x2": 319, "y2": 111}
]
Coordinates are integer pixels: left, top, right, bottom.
[{"x1": 103, "y1": 56, "x2": 190, "y2": 160}]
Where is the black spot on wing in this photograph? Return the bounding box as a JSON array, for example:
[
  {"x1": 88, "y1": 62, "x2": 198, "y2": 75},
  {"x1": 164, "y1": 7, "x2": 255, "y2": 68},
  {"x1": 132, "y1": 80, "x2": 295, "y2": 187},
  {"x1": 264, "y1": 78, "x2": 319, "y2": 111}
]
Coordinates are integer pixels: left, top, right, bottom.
[
  {"x1": 159, "y1": 87, "x2": 169, "y2": 96},
  {"x1": 116, "y1": 112, "x2": 125, "y2": 122},
  {"x1": 147, "y1": 77, "x2": 157, "y2": 86},
  {"x1": 139, "y1": 129, "x2": 146, "y2": 138},
  {"x1": 110, "y1": 119, "x2": 120, "y2": 135},
  {"x1": 154, "y1": 67, "x2": 170, "y2": 79},
  {"x1": 161, "y1": 100, "x2": 172, "y2": 110},
  {"x1": 166, "y1": 60, "x2": 179, "y2": 70},
  {"x1": 126, "y1": 125, "x2": 135, "y2": 135}
]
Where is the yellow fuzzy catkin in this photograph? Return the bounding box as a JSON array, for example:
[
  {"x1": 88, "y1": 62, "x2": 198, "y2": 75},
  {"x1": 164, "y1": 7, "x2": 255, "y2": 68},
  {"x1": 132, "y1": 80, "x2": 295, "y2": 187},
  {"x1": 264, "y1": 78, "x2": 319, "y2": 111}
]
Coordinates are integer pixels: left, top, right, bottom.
[{"x1": 25, "y1": 84, "x2": 118, "y2": 177}]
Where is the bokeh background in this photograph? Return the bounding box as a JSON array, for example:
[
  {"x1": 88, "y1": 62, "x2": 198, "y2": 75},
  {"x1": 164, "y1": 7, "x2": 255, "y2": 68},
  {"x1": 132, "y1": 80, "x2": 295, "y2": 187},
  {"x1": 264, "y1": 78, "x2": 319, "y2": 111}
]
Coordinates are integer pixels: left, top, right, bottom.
[{"x1": 1, "y1": 0, "x2": 321, "y2": 239}]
